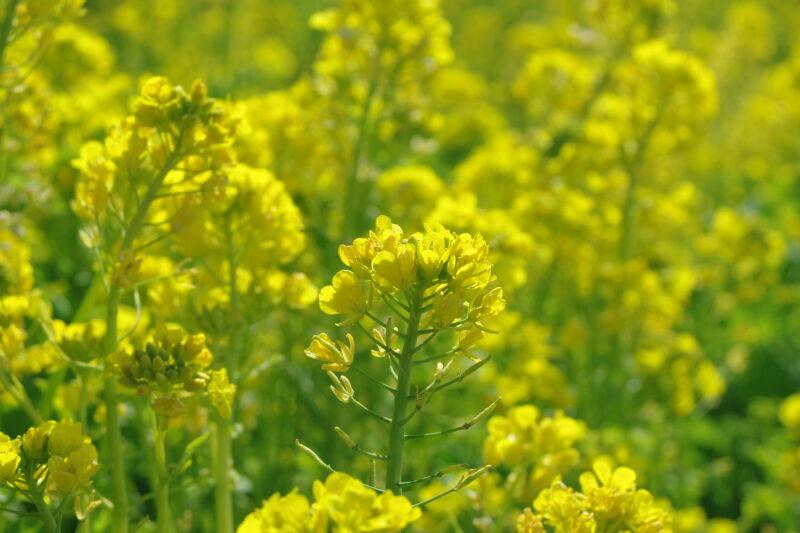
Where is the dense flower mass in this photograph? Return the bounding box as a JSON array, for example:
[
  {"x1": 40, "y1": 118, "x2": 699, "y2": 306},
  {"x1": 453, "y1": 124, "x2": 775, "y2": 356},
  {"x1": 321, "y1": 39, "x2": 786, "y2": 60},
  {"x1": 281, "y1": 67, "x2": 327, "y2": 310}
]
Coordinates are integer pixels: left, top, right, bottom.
[{"x1": 1, "y1": 0, "x2": 799, "y2": 531}]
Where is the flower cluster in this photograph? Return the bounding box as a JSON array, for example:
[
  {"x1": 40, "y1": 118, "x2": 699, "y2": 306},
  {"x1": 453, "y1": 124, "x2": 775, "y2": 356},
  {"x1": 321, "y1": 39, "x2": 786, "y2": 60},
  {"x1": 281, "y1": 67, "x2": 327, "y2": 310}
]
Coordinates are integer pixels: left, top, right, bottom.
[
  {"x1": 72, "y1": 76, "x2": 238, "y2": 223},
  {"x1": 0, "y1": 230, "x2": 61, "y2": 382},
  {"x1": 237, "y1": 472, "x2": 421, "y2": 533},
  {"x1": 518, "y1": 460, "x2": 672, "y2": 533},
  {"x1": 317, "y1": 215, "x2": 504, "y2": 351},
  {"x1": 484, "y1": 405, "x2": 587, "y2": 499},
  {"x1": 0, "y1": 420, "x2": 100, "y2": 497}
]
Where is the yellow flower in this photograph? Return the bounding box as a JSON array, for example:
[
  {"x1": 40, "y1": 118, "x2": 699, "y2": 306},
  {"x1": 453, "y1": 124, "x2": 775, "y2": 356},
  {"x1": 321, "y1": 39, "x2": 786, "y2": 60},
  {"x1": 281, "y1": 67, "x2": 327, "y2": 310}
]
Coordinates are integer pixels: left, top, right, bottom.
[
  {"x1": 533, "y1": 482, "x2": 594, "y2": 533},
  {"x1": 208, "y1": 368, "x2": 237, "y2": 419},
  {"x1": 239, "y1": 473, "x2": 418, "y2": 532},
  {"x1": 21, "y1": 423, "x2": 52, "y2": 462},
  {"x1": 431, "y1": 291, "x2": 464, "y2": 329},
  {"x1": 313, "y1": 472, "x2": 421, "y2": 532},
  {"x1": 47, "y1": 443, "x2": 101, "y2": 495},
  {"x1": 318, "y1": 270, "x2": 371, "y2": 319},
  {"x1": 237, "y1": 489, "x2": 323, "y2": 533},
  {"x1": 372, "y1": 244, "x2": 417, "y2": 292},
  {"x1": 48, "y1": 420, "x2": 86, "y2": 458},
  {"x1": 0, "y1": 433, "x2": 21, "y2": 484},
  {"x1": 779, "y1": 393, "x2": 800, "y2": 430},
  {"x1": 305, "y1": 333, "x2": 355, "y2": 373},
  {"x1": 469, "y1": 287, "x2": 506, "y2": 323},
  {"x1": 484, "y1": 405, "x2": 585, "y2": 468},
  {"x1": 283, "y1": 273, "x2": 319, "y2": 309},
  {"x1": 516, "y1": 508, "x2": 545, "y2": 533}
]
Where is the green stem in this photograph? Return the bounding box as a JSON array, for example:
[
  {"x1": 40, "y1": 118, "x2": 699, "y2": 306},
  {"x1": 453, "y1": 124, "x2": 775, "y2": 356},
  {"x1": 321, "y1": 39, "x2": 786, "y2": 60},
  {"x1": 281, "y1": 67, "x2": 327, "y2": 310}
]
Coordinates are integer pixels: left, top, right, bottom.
[
  {"x1": 385, "y1": 288, "x2": 422, "y2": 493},
  {"x1": 24, "y1": 459, "x2": 57, "y2": 533},
  {"x1": 29, "y1": 488, "x2": 57, "y2": 533},
  {"x1": 0, "y1": 0, "x2": 20, "y2": 78},
  {"x1": 211, "y1": 215, "x2": 238, "y2": 533},
  {"x1": 618, "y1": 110, "x2": 663, "y2": 260},
  {"x1": 0, "y1": 365, "x2": 42, "y2": 424},
  {"x1": 618, "y1": 164, "x2": 639, "y2": 260},
  {"x1": 101, "y1": 288, "x2": 127, "y2": 532},
  {"x1": 212, "y1": 414, "x2": 233, "y2": 533},
  {"x1": 100, "y1": 147, "x2": 183, "y2": 533},
  {"x1": 342, "y1": 78, "x2": 378, "y2": 242},
  {"x1": 152, "y1": 414, "x2": 171, "y2": 533},
  {"x1": 223, "y1": 215, "x2": 241, "y2": 379}
]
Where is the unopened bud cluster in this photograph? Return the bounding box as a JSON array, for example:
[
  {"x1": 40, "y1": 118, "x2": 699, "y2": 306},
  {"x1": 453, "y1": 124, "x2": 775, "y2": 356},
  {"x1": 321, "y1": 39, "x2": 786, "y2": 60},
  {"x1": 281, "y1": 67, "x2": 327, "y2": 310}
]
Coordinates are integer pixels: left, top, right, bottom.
[{"x1": 114, "y1": 326, "x2": 212, "y2": 397}]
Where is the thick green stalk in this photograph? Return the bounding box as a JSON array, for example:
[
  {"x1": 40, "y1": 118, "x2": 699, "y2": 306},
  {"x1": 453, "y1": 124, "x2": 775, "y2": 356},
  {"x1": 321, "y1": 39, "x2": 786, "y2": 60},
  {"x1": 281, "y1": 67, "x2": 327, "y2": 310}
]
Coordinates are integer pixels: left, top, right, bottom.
[
  {"x1": 385, "y1": 288, "x2": 422, "y2": 493},
  {"x1": 211, "y1": 216, "x2": 237, "y2": 533},
  {"x1": 102, "y1": 286, "x2": 127, "y2": 533},
  {"x1": 152, "y1": 414, "x2": 171, "y2": 533},
  {"x1": 213, "y1": 414, "x2": 233, "y2": 533}
]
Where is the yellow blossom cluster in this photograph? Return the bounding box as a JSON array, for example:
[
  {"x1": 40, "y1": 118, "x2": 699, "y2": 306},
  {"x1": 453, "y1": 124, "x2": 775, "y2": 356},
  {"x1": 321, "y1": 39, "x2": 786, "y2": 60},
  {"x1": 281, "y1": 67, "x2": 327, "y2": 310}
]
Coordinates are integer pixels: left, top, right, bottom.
[
  {"x1": 238, "y1": 472, "x2": 421, "y2": 533},
  {"x1": 0, "y1": 419, "x2": 100, "y2": 497},
  {"x1": 72, "y1": 75, "x2": 237, "y2": 223},
  {"x1": 1, "y1": 0, "x2": 800, "y2": 530},
  {"x1": 484, "y1": 405, "x2": 587, "y2": 499},
  {"x1": 518, "y1": 460, "x2": 672, "y2": 533},
  {"x1": 315, "y1": 215, "x2": 504, "y2": 352}
]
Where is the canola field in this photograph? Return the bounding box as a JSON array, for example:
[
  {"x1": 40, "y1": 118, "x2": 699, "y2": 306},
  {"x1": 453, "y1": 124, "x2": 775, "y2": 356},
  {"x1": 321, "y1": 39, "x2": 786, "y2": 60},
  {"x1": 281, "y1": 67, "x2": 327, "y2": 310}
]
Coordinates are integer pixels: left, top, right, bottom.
[{"x1": 0, "y1": 0, "x2": 799, "y2": 531}]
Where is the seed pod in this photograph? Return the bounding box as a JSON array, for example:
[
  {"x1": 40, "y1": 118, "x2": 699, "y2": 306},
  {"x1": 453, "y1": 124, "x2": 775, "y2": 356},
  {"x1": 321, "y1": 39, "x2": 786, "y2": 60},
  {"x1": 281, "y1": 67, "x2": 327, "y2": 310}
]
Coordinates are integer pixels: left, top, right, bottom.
[
  {"x1": 146, "y1": 343, "x2": 158, "y2": 359},
  {"x1": 172, "y1": 343, "x2": 184, "y2": 362}
]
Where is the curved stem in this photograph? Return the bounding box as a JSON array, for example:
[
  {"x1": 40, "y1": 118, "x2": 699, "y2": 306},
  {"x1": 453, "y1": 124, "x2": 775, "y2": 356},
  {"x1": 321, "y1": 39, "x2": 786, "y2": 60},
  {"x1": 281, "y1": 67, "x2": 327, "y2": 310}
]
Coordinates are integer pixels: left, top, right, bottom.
[
  {"x1": 385, "y1": 288, "x2": 422, "y2": 493},
  {"x1": 0, "y1": 365, "x2": 42, "y2": 424}
]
